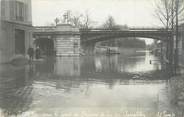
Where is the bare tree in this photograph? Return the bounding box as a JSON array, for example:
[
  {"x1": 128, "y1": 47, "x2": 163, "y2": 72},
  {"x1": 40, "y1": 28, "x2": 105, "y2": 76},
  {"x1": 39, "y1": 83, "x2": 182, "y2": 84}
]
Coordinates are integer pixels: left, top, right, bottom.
[
  {"x1": 154, "y1": 0, "x2": 184, "y2": 73},
  {"x1": 154, "y1": 0, "x2": 184, "y2": 29},
  {"x1": 154, "y1": 0, "x2": 174, "y2": 62},
  {"x1": 80, "y1": 11, "x2": 94, "y2": 29},
  {"x1": 102, "y1": 16, "x2": 116, "y2": 29},
  {"x1": 70, "y1": 14, "x2": 83, "y2": 28}
]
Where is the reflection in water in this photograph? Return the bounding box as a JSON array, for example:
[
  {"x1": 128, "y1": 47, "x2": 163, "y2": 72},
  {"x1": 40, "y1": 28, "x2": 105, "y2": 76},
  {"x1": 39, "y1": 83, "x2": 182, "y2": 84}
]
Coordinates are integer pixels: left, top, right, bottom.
[
  {"x1": 95, "y1": 55, "x2": 119, "y2": 72},
  {"x1": 56, "y1": 57, "x2": 80, "y2": 77},
  {"x1": 94, "y1": 52, "x2": 161, "y2": 74},
  {"x1": 0, "y1": 65, "x2": 33, "y2": 116},
  {"x1": 168, "y1": 76, "x2": 184, "y2": 117},
  {"x1": 0, "y1": 51, "x2": 180, "y2": 116},
  {"x1": 119, "y1": 52, "x2": 161, "y2": 73}
]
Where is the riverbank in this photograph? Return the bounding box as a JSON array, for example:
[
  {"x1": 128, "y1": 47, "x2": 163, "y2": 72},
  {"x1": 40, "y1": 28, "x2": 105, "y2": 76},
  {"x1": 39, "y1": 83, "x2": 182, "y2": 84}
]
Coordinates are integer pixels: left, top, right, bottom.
[
  {"x1": 169, "y1": 70, "x2": 184, "y2": 114},
  {"x1": 119, "y1": 48, "x2": 145, "y2": 56},
  {"x1": 95, "y1": 47, "x2": 145, "y2": 56}
]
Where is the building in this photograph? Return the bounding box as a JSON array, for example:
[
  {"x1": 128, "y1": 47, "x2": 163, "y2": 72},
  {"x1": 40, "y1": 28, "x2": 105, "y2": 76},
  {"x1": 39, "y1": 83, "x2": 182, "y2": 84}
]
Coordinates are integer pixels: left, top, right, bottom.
[
  {"x1": 0, "y1": 0, "x2": 2, "y2": 62},
  {"x1": 0, "y1": 0, "x2": 32, "y2": 63}
]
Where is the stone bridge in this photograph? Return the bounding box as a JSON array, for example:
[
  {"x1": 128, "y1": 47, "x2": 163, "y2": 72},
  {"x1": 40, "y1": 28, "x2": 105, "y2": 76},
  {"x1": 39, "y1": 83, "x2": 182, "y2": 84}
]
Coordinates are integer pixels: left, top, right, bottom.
[
  {"x1": 80, "y1": 28, "x2": 172, "y2": 43},
  {"x1": 33, "y1": 26, "x2": 172, "y2": 56},
  {"x1": 80, "y1": 28, "x2": 172, "y2": 55}
]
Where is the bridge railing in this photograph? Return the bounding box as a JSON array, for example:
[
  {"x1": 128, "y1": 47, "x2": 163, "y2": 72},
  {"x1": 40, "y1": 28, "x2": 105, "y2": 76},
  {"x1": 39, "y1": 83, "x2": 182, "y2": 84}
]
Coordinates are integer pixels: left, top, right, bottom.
[
  {"x1": 34, "y1": 27, "x2": 172, "y2": 32},
  {"x1": 34, "y1": 26, "x2": 56, "y2": 32},
  {"x1": 80, "y1": 27, "x2": 171, "y2": 32}
]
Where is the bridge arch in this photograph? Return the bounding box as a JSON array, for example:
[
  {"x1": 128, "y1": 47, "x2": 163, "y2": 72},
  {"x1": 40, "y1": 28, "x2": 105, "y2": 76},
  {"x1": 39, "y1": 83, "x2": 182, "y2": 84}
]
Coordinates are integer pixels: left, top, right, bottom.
[
  {"x1": 81, "y1": 35, "x2": 165, "y2": 44},
  {"x1": 80, "y1": 30, "x2": 171, "y2": 43},
  {"x1": 81, "y1": 32, "x2": 172, "y2": 56},
  {"x1": 80, "y1": 29, "x2": 172, "y2": 54},
  {"x1": 34, "y1": 37, "x2": 55, "y2": 56}
]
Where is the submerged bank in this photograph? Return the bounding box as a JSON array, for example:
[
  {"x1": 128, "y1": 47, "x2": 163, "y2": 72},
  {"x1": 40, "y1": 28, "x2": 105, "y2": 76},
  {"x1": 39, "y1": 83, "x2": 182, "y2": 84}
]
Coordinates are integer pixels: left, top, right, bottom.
[{"x1": 95, "y1": 46, "x2": 146, "y2": 56}]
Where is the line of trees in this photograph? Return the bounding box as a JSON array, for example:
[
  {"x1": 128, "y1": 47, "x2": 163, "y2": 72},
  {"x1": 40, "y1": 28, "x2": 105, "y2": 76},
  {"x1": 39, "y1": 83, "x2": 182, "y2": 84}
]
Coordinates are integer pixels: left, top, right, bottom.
[
  {"x1": 154, "y1": 0, "x2": 184, "y2": 30},
  {"x1": 154, "y1": 0, "x2": 184, "y2": 72},
  {"x1": 96, "y1": 16, "x2": 145, "y2": 48},
  {"x1": 52, "y1": 11, "x2": 129, "y2": 30},
  {"x1": 49, "y1": 0, "x2": 184, "y2": 30},
  {"x1": 100, "y1": 15, "x2": 129, "y2": 30}
]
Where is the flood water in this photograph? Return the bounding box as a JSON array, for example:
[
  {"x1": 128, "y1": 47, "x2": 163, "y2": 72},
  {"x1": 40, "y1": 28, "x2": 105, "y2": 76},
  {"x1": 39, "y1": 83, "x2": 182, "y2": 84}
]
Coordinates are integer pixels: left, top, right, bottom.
[{"x1": 0, "y1": 51, "x2": 182, "y2": 117}]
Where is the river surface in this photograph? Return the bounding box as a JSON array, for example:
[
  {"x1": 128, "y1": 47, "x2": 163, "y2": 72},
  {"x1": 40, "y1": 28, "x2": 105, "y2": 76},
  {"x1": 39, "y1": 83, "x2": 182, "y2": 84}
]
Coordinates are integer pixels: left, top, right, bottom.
[{"x1": 0, "y1": 51, "x2": 182, "y2": 117}]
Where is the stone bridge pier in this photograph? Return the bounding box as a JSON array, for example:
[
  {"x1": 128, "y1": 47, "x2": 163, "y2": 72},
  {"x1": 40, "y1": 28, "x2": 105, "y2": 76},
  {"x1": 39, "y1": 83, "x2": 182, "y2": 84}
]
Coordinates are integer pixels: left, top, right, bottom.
[
  {"x1": 33, "y1": 24, "x2": 80, "y2": 56},
  {"x1": 81, "y1": 41, "x2": 96, "y2": 55}
]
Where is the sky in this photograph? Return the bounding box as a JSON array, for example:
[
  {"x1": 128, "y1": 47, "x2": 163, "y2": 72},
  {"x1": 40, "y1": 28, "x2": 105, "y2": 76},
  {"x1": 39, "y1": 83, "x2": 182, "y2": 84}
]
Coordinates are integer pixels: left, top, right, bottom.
[
  {"x1": 32, "y1": 0, "x2": 161, "y2": 27},
  {"x1": 32, "y1": 0, "x2": 160, "y2": 44}
]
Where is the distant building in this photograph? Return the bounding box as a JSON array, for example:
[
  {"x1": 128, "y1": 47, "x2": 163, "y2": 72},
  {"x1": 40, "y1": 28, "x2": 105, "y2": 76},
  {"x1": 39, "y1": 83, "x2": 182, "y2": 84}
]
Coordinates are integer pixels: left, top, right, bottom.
[{"x1": 0, "y1": 0, "x2": 33, "y2": 63}]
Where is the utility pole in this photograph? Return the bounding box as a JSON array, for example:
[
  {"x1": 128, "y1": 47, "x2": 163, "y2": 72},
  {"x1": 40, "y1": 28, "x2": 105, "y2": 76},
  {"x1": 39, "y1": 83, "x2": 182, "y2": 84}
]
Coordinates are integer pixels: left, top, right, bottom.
[
  {"x1": 174, "y1": 0, "x2": 179, "y2": 74},
  {"x1": 169, "y1": 0, "x2": 175, "y2": 75}
]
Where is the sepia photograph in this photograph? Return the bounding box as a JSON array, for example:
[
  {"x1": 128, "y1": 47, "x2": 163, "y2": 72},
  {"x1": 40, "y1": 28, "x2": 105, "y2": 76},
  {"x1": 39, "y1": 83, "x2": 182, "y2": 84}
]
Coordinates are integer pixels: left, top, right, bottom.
[{"x1": 0, "y1": 0, "x2": 184, "y2": 116}]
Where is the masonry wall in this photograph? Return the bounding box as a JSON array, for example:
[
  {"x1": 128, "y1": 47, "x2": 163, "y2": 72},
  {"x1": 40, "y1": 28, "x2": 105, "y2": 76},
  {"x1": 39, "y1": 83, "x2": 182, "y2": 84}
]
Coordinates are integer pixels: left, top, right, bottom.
[{"x1": 56, "y1": 35, "x2": 80, "y2": 56}]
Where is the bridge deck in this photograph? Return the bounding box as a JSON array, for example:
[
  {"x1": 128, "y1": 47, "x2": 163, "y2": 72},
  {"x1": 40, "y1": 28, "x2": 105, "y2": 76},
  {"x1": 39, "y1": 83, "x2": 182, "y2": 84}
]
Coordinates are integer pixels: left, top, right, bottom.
[{"x1": 33, "y1": 26, "x2": 173, "y2": 41}]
